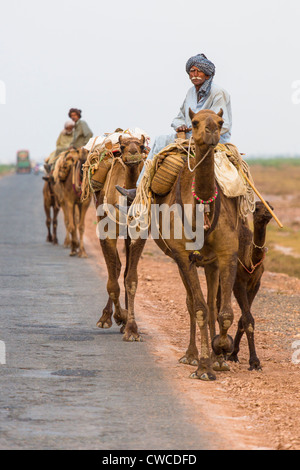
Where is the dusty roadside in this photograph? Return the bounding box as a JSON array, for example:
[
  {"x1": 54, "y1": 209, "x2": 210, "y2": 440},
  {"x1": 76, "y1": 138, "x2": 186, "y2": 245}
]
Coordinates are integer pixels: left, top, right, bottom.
[{"x1": 84, "y1": 204, "x2": 300, "y2": 451}]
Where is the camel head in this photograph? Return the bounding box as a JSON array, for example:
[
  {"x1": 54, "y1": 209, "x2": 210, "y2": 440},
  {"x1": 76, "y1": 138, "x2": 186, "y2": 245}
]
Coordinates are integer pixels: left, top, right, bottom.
[
  {"x1": 189, "y1": 108, "x2": 224, "y2": 147},
  {"x1": 57, "y1": 150, "x2": 78, "y2": 181},
  {"x1": 118, "y1": 135, "x2": 146, "y2": 165},
  {"x1": 253, "y1": 201, "x2": 274, "y2": 226}
]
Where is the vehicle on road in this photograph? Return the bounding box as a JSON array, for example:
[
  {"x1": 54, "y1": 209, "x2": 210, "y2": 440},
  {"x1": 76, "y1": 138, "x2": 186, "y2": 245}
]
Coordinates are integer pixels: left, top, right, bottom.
[{"x1": 16, "y1": 150, "x2": 31, "y2": 174}]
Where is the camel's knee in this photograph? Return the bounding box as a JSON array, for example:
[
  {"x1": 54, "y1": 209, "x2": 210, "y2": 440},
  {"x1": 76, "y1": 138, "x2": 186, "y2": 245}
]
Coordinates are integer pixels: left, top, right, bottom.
[
  {"x1": 107, "y1": 280, "x2": 120, "y2": 300},
  {"x1": 241, "y1": 312, "x2": 255, "y2": 333},
  {"x1": 195, "y1": 308, "x2": 208, "y2": 328},
  {"x1": 219, "y1": 309, "x2": 234, "y2": 330}
]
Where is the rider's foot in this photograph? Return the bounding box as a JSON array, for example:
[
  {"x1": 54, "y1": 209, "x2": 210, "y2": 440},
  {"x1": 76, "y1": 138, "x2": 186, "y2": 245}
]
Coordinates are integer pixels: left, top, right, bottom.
[{"x1": 115, "y1": 185, "x2": 137, "y2": 202}]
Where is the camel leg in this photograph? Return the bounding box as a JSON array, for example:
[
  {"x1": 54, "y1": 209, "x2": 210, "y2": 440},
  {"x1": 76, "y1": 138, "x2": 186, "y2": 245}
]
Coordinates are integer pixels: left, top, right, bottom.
[
  {"x1": 204, "y1": 262, "x2": 230, "y2": 372},
  {"x1": 52, "y1": 204, "x2": 59, "y2": 245},
  {"x1": 97, "y1": 243, "x2": 122, "y2": 329},
  {"x1": 61, "y1": 202, "x2": 71, "y2": 248},
  {"x1": 230, "y1": 281, "x2": 261, "y2": 371},
  {"x1": 44, "y1": 202, "x2": 52, "y2": 243},
  {"x1": 78, "y1": 202, "x2": 89, "y2": 258},
  {"x1": 211, "y1": 252, "x2": 237, "y2": 361},
  {"x1": 123, "y1": 238, "x2": 147, "y2": 342},
  {"x1": 99, "y1": 238, "x2": 127, "y2": 330},
  {"x1": 175, "y1": 255, "x2": 216, "y2": 381},
  {"x1": 204, "y1": 261, "x2": 219, "y2": 343},
  {"x1": 178, "y1": 271, "x2": 199, "y2": 366},
  {"x1": 65, "y1": 201, "x2": 78, "y2": 256}
]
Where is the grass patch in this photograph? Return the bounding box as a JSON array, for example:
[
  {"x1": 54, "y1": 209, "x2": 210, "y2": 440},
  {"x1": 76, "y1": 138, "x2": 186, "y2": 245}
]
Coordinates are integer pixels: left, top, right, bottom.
[
  {"x1": 266, "y1": 225, "x2": 300, "y2": 256},
  {"x1": 0, "y1": 164, "x2": 15, "y2": 175},
  {"x1": 248, "y1": 164, "x2": 300, "y2": 195},
  {"x1": 265, "y1": 250, "x2": 300, "y2": 279},
  {"x1": 246, "y1": 157, "x2": 300, "y2": 167}
]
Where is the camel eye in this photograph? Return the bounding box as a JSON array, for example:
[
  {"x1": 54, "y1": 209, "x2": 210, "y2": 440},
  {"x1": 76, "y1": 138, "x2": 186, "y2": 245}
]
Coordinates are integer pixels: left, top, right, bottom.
[
  {"x1": 219, "y1": 119, "x2": 224, "y2": 127},
  {"x1": 192, "y1": 120, "x2": 199, "y2": 128}
]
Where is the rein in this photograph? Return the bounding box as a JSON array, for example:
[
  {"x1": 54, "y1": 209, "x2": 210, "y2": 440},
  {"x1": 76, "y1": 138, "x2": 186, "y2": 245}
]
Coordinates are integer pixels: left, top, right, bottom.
[
  {"x1": 238, "y1": 251, "x2": 266, "y2": 275},
  {"x1": 187, "y1": 137, "x2": 212, "y2": 173}
]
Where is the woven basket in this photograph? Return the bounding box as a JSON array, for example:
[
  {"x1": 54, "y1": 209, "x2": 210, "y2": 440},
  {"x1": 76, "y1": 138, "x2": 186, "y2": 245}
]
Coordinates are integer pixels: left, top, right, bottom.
[
  {"x1": 151, "y1": 153, "x2": 185, "y2": 196},
  {"x1": 90, "y1": 156, "x2": 113, "y2": 192}
]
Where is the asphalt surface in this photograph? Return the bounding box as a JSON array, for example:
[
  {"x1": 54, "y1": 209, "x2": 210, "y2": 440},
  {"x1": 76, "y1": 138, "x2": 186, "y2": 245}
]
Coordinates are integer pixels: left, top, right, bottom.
[{"x1": 0, "y1": 173, "x2": 216, "y2": 450}]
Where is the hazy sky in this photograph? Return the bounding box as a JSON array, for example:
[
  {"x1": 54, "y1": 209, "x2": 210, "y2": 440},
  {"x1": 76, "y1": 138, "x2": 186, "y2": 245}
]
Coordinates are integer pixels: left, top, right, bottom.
[{"x1": 1, "y1": 0, "x2": 300, "y2": 163}]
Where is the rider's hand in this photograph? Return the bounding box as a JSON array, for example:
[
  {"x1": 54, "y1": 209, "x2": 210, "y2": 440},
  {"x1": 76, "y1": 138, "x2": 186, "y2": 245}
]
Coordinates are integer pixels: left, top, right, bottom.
[{"x1": 176, "y1": 125, "x2": 189, "y2": 132}]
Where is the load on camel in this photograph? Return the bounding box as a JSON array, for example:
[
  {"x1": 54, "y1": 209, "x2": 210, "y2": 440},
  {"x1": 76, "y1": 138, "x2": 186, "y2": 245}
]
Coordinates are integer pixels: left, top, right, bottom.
[
  {"x1": 124, "y1": 109, "x2": 269, "y2": 381},
  {"x1": 53, "y1": 148, "x2": 91, "y2": 257},
  {"x1": 81, "y1": 129, "x2": 150, "y2": 341}
]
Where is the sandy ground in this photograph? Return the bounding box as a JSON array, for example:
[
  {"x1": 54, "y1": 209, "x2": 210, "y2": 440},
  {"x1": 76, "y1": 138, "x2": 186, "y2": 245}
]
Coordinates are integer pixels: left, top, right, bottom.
[{"x1": 84, "y1": 201, "x2": 300, "y2": 451}]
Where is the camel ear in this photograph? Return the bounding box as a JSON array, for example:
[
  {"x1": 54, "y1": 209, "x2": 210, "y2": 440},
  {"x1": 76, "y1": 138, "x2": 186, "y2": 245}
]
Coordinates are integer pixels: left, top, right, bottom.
[
  {"x1": 189, "y1": 108, "x2": 195, "y2": 120},
  {"x1": 140, "y1": 135, "x2": 145, "y2": 145},
  {"x1": 217, "y1": 108, "x2": 224, "y2": 118},
  {"x1": 118, "y1": 136, "x2": 123, "y2": 146}
]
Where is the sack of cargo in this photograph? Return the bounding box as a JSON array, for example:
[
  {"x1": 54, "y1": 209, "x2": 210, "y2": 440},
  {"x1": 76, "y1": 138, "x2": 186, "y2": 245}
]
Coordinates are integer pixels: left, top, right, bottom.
[
  {"x1": 90, "y1": 155, "x2": 113, "y2": 192},
  {"x1": 150, "y1": 153, "x2": 185, "y2": 196}
]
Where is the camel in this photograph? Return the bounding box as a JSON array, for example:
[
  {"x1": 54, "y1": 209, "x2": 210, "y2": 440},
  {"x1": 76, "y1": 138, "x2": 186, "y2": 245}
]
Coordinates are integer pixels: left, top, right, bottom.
[
  {"x1": 93, "y1": 136, "x2": 147, "y2": 342},
  {"x1": 43, "y1": 176, "x2": 59, "y2": 245},
  {"x1": 228, "y1": 201, "x2": 273, "y2": 370},
  {"x1": 55, "y1": 149, "x2": 91, "y2": 257},
  {"x1": 152, "y1": 108, "x2": 241, "y2": 381}
]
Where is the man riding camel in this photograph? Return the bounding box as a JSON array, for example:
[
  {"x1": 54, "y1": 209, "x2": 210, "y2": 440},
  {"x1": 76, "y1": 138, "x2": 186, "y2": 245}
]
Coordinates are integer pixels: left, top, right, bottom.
[
  {"x1": 68, "y1": 108, "x2": 93, "y2": 150},
  {"x1": 116, "y1": 53, "x2": 232, "y2": 203},
  {"x1": 44, "y1": 121, "x2": 75, "y2": 173}
]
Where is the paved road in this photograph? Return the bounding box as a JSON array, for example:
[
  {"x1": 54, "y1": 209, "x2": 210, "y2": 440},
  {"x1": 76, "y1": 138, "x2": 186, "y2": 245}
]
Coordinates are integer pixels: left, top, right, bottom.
[{"x1": 0, "y1": 173, "x2": 216, "y2": 450}]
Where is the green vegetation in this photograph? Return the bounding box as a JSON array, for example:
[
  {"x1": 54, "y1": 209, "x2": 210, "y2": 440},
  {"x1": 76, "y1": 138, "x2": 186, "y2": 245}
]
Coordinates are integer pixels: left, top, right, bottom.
[
  {"x1": 246, "y1": 157, "x2": 300, "y2": 167},
  {"x1": 265, "y1": 250, "x2": 300, "y2": 279},
  {"x1": 0, "y1": 164, "x2": 15, "y2": 175}
]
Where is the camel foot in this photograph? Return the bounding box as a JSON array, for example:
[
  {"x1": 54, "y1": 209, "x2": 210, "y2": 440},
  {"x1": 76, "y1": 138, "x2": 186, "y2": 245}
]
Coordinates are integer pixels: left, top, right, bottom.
[
  {"x1": 249, "y1": 357, "x2": 262, "y2": 372},
  {"x1": 69, "y1": 250, "x2": 78, "y2": 257},
  {"x1": 96, "y1": 317, "x2": 113, "y2": 329},
  {"x1": 97, "y1": 310, "x2": 113, "y2": 329},
  {"x1": 123, "y1": 332, "x2": 142, "y2": 342},
  {"x1": 120, "y1": 325, "x2": 125, "y2": 334},
  {"x1": 46, "y1": 235, "x2": 53, "y2": 243},
  {"x1": 53, "y1": 238, "x2": 58, "y2": 245},
  {"x1": 123, "y1": 321, "x2": 142, "y2": 342},
  {"x1": 189, "y1": 359, "x2": 216, "y2": 381},
  {"x1": 190, "y1": 371, "x2": 216, "y2": 381},
  {"x1": 114, "y1": 309, "x2": 128, "y2": 326},
  {"x1": 228, "y1": 352, "x2": 240, "y2": 363},
  {"x1": 212, "y1": 357, "x2": 231, "y2": 372},
  {"x1": 78, "y1": 250, "x2": 88, "y2": 258},
  {"x1": 179, "y1": 351, "x2": 199, "y2": 366},
  {"x1": 212, "y1": 334, "x2": 234, "y2": 357}
]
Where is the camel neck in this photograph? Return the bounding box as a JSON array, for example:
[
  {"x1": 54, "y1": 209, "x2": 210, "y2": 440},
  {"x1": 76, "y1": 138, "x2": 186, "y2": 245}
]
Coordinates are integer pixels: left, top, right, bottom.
[
  {"x1": 124, "y1": 164, "x2": 140, "y2": 189},
  {"x1": 252, "y1": 223, "x2": 268, "y2": 263},
  {"x1": 193, "y1": 144, "x2": 215, "y2": 201}
]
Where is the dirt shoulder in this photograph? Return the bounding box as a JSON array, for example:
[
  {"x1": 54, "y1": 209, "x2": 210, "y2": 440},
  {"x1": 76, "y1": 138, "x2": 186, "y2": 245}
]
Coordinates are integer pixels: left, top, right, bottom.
[{"x1": 84, "y1": 207, "x2": 300, "y2": 451}]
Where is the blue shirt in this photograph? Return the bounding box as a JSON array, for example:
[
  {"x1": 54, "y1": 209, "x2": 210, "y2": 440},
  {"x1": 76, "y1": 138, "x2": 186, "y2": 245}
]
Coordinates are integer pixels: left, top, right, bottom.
[{"x1": 171, "y1": 83, "x2": 232, "y2": 143}]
